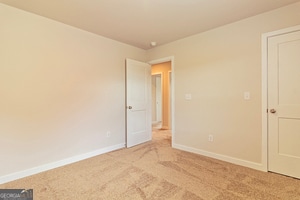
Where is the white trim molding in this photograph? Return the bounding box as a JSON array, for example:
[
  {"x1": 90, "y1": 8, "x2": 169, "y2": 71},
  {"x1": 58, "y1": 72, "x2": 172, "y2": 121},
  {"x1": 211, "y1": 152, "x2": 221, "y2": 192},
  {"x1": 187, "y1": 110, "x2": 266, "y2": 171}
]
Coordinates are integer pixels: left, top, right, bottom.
[
  {"x1": 0, "y1": 143, "x2": 125, "y2": 184},
  {"x1": 261, "y1": 24, "x2": 300, "y2": 173},
  {"x1": 151, "y1": 72, "x2": 163, "y2": 124},
  {"x1": 173, "y1": 143, "x2": 265, "y2": 171}
]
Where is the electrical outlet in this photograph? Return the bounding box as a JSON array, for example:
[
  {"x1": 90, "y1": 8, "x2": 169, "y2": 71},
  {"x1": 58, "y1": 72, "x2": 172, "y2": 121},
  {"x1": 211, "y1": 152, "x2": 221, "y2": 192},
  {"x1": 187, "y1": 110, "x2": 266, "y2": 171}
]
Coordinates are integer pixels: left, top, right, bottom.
[
  {"x1": 244, "y1": 92, "x2": 250, "y2": 100},
  {"x1": 106, "y1": 131, "x2": 111, "y2": 137},
  {"x1": 208, "y1": 134, "x2": 214, "y2": 142}
]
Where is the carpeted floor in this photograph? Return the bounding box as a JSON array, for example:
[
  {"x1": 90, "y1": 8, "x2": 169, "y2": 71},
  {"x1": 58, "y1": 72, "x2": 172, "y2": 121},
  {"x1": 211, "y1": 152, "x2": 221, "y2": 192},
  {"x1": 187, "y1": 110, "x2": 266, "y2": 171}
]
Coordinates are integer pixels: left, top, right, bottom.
[{"x1": 1, "y1": 130, "x2": 300, "y2": 199}]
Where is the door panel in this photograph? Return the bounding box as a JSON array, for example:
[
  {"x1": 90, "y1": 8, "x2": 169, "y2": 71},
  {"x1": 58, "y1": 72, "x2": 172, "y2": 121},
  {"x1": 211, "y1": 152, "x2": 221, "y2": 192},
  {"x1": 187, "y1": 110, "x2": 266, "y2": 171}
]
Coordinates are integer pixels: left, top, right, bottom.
[
  {"x1": 268, "y1": 30, "x2": 300, "y2": 179},
  {"x1": 126, "y1": 59, "x2": 151, "y2": 148},
  {"x1": 278, "y1": 39, "x2": 300, "y2": 105},
  {"x1": 278, "y1": 118, "x2": 300, "y2": 158}
]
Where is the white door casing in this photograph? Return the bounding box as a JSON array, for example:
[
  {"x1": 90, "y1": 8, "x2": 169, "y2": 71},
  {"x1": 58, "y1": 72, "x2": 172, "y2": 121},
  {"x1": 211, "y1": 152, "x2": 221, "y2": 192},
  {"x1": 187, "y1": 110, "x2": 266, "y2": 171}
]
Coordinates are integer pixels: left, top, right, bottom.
[
  {"x1": 168, "y1": 71, "x2": 172, "y2": 129},
  {"x1": 153, "y1": 74, "x2": 162, "y2": 122},
  {"x1": 267, "y1": 29, "x2": 300, "y2": 179},
  {"x1": 126, "y1": 59, "x2": 151, "y2": 148}
]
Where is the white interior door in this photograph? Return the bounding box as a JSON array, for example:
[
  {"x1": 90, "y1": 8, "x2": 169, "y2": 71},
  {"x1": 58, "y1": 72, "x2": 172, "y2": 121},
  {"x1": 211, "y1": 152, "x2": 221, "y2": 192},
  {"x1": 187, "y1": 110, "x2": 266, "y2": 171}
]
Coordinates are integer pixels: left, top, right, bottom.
[
  {"x1": 126, "y1": 59, "x2": 151, "y2": 148},
  {"x1": 268, "y1": 30, "x2": 300, "y2": 179}
]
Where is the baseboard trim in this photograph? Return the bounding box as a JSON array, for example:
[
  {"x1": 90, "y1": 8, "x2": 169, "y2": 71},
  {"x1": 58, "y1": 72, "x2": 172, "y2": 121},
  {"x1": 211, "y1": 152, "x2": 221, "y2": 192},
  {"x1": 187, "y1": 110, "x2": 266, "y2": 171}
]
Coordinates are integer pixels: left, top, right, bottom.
[
  {"x1": 0, "y1": 143, "x2": 125, "y2": 184},
  {"x1": 173, "y1": 143, "x2": 265, "y2": 172}
]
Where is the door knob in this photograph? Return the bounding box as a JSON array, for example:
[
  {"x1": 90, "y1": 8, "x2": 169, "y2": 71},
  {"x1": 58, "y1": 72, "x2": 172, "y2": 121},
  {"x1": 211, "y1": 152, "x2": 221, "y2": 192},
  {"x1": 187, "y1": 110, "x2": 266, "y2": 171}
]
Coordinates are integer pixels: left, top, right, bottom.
[
  {"x1": 127, "y1": 106, "x2": 132, "y2": 109},
  {"x1": 270, "y1": 109, "x2": 276, "y2": 113}
]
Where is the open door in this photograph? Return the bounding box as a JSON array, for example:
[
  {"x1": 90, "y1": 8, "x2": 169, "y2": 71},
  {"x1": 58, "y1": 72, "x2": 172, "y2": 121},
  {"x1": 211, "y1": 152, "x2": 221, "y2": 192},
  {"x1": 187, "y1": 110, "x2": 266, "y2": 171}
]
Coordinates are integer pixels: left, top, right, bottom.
[{"x1": 126, "y1": 59, "x2": 151, "y2": 148}]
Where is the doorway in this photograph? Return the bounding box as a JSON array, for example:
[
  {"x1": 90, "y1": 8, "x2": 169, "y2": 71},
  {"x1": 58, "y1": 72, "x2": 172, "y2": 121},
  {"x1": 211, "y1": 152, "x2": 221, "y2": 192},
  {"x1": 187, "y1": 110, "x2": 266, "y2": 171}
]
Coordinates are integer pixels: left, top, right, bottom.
[
  {"x1": 125, "y1": 57, "x2": 174, "y2": 148},
  {"x1": 151, "y1": 61, "x2": 171, "y2": 130},
  {"x1": 149, "y1": 57, "x2": 174, "y2": 145}
]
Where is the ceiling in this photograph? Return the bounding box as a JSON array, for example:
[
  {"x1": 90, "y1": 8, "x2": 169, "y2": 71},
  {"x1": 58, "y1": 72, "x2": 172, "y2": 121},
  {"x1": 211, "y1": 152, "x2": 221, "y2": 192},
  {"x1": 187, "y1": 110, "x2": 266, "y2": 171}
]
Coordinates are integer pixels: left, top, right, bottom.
[{"x1": 1, "y1": 0, "x2": 300, "y2": 49}]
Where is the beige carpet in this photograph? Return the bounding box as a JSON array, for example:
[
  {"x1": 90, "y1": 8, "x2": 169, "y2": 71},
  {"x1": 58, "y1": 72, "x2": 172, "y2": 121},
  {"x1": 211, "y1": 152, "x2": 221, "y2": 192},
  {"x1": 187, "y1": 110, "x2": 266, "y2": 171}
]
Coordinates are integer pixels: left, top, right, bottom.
[{"x1": 1, "y1": 130, "x2": 300, "y2": 200}]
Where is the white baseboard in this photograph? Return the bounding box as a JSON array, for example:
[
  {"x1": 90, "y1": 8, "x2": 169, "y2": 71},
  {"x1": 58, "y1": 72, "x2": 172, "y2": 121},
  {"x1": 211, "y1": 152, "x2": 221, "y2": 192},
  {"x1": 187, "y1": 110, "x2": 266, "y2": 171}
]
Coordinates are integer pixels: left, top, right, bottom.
[
  {"x1": 0, "y1": 143, "x2": 125, "y2": 184},
  {"x1": 152, "y1": 121, "x2": 160, "y2": 124},
  {"x1": 161, "y1": 126, "x2": 169, "y2": 130},
  {"x1": 172, "y1": 143, "x2": 265, "y2": 172}
]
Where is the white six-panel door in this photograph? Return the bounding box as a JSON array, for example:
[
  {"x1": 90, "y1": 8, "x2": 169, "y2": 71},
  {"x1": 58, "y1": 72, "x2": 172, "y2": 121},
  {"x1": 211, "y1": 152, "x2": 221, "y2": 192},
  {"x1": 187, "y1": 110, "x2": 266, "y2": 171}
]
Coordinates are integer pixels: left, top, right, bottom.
[
  {"x1": 126, "y1": 59, "x2": 151, "y2": 148},
  {"x1": 268, "y1": 30, "x2": 300, "y2": 179}
]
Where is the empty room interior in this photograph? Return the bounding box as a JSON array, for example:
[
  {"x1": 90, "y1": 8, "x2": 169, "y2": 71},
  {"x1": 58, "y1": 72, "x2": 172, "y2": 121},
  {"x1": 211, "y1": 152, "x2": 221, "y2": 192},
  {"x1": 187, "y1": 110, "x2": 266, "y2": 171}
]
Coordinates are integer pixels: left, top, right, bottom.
[{"x1": 1, "y1": 0, "x2": 300, "y2": 199}]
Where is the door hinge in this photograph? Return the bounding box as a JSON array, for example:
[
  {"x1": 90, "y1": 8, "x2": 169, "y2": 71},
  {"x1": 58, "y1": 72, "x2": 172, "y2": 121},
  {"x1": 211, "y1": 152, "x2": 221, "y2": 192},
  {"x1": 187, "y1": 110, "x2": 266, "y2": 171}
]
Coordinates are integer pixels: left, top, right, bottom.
[{"x1": 266, "y1": 109, "x2": 268, "y2": 113}]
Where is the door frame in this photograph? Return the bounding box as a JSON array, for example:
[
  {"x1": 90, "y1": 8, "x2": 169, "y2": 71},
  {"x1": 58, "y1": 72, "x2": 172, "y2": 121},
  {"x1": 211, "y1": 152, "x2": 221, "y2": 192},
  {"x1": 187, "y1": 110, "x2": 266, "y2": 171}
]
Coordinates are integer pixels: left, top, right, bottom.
[
  {"x1": 168, "y1": 70, "x2": 172, "y2": 129},
  {"x1": 261, "y1": 25, "x2": 300, "y2": 172},
  {"x1": 148, "y1": 56, "x2": 175, "y2": 146}
]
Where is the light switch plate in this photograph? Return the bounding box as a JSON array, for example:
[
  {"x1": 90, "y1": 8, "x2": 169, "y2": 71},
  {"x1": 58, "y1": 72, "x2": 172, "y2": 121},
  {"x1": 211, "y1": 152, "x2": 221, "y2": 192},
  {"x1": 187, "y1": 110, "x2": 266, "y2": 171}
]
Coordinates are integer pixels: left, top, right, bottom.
[
  {"x1": 185, "y1": 93, "x2": 192, "y2": 100},
  {"x1": 244, "y1": 92, "x2": 250, "y2": 100}
]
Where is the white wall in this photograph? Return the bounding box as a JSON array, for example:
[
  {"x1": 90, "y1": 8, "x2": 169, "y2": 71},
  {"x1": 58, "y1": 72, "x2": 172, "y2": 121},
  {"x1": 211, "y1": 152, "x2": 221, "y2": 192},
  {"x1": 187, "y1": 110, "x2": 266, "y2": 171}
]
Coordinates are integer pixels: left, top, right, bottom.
[
  {"x1": 147, "y1": 2, "x2": 300, "y2": 170},
  {"x1": 0, "y1": 3, "x2": 146, "y2": 180}
]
